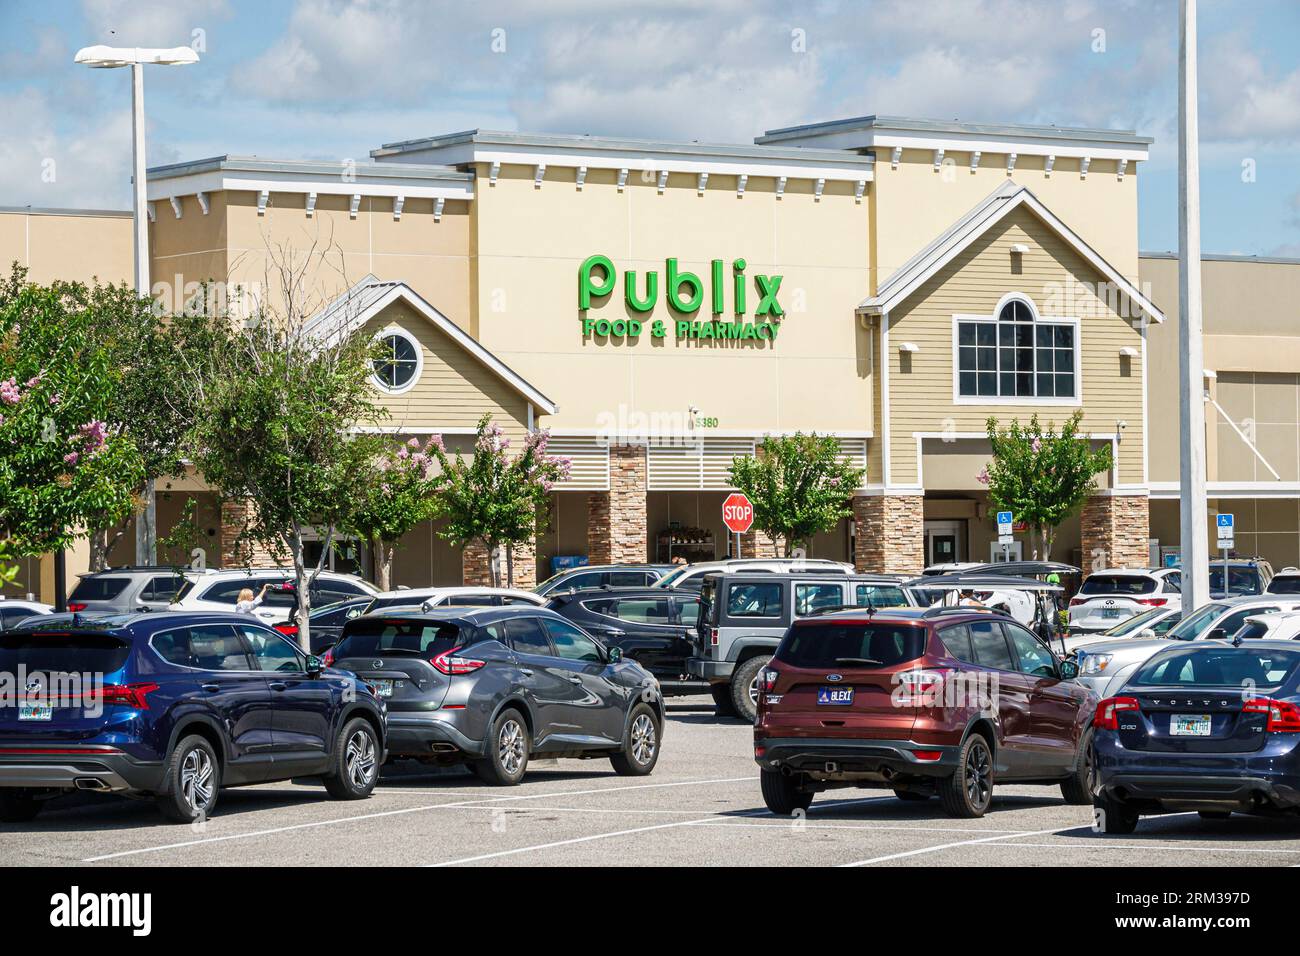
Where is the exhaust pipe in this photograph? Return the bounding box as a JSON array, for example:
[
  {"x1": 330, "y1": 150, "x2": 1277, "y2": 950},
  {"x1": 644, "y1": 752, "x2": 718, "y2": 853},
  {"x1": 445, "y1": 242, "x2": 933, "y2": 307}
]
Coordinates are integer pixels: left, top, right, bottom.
[
  {"x1": 429, "y1": 742, "x2": 458, "y2": 754},
  {"x1": 74, "y1": 777, "x2": 109, "y2": 791}
]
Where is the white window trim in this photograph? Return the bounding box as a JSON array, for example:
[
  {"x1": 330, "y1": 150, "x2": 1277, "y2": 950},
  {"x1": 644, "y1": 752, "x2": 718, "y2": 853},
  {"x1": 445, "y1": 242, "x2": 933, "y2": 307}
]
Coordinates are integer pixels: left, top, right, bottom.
[
  {"x1": 950, "y1": 295, "x2": 1082, "y2": 407},
  {"x1": 370, "y1": 325, "x2": 424, "y2": 396}
]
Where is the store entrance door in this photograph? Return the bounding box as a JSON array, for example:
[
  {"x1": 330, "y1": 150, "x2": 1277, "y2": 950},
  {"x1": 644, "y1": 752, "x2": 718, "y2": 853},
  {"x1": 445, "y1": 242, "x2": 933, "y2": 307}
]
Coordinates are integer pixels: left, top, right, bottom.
[{"x1": 924, "y1": 520, "x2": 965, "y2": 567}]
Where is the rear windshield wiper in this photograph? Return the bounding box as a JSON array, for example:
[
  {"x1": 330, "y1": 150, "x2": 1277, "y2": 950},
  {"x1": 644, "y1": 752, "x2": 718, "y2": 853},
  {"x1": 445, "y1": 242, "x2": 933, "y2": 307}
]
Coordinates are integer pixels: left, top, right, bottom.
[{"x1": 833, "y1": 657, "x2": 883, "y2": 666}]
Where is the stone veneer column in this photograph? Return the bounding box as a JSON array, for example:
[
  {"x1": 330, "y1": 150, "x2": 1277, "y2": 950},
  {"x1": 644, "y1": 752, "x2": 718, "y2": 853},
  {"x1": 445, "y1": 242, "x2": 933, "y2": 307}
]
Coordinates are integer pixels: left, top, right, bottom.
[
  {"x1": 587, "y1": 444, "x2": 648, "y2": 564},
  {"x1": 853, "y1": 493, "x2": 925, "y2": 573},
  {"x1": 219, "y1": 499, "x2": 278, "y2": 567},
  {"x1": 460, "y1": 541, "x2": 537, "y2": 587},
  {"x1": 740, "y1": 529, "x2": 779, "y2": 558},
  {"x1": 1080, "y1": 493, "x2": 1150, "y2": 572}
]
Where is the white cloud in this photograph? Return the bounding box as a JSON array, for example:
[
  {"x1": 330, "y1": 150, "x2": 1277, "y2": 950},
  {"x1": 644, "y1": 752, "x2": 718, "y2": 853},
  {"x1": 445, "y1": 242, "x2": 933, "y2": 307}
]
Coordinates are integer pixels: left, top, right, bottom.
[{"x1": 79, "y1": 0, "x2": 231, "y2": 48}]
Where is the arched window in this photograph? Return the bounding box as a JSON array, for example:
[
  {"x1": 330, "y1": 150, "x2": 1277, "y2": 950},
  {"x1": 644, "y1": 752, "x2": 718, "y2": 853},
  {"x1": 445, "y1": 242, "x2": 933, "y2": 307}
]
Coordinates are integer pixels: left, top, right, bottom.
[
  {"x1": 371, "y1": 328, "x2": 422, "y2": 394},
  {"x1": 956, "y1": 296, "x2": 1077, "y2": 401}
]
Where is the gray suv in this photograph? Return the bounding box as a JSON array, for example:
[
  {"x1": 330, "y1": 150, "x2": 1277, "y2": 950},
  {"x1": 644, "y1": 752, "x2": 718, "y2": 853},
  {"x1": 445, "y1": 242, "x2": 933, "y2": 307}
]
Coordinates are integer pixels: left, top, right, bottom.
[
  {"x1": 67, "y1": 567, "x2": 189, "y2": 614},
  {"x1": 686, "y1": 572, "x2": 916, "y2": 721}
]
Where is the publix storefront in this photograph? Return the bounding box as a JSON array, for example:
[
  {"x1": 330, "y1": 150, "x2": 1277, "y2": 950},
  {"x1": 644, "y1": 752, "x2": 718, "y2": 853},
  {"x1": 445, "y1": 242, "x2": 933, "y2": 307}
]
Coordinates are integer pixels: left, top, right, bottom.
[{"x1": 128, "y1": 116, "x2": 1159, "y2": 587}]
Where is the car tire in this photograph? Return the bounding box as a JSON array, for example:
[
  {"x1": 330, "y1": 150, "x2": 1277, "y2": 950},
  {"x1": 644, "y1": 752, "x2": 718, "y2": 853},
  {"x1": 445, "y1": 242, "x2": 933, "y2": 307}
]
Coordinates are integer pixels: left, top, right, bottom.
[
  {"x1": 0, "y1": 791, "x2": 43, "y2": 823},
  {"x1": 472, "y1": 708, "x2": 530, "y2": 786},
  {"x1": 609, "y1": 703, "x2": 661, "y2": 776},
  {"x1": 760, "y1": 769, "x2": 813, "y2": 816},
  {"x1": 1093, "y1": 793, "x2": 1140, "y2": 834},
  {"x1": 322, "y1": 717, "x2": 380, "y2": 800},
  {"x1": 938, "y1": 733, "x2": 994, "y2": 818},
  {"x1": 155, "y1": 734, "x2": 221, "y2": 823},
  {"x1": 710, "y1": 684, "x2": 737, "y2": 717},
  {"x1": 731, "y1": 656, "x2": 769, "y2": 723},
  {"x1": 893, "y1": 789, "x2": 930, "y2": 802},
  {"x1": 1060, "y1": 730, "x2": 1094, "y2": 805}
]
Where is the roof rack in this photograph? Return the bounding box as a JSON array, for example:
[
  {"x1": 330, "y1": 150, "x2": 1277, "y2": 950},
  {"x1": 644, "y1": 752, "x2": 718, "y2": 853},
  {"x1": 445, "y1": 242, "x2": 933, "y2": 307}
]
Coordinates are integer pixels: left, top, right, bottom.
[{"x1": 921, "y1": 605, "x2": 1002, "y2": 619}]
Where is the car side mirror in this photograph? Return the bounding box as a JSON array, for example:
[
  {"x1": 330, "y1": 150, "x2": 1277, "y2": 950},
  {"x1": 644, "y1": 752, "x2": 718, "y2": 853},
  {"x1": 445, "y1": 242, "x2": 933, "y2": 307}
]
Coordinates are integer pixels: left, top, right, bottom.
[
  {"x1": 607, "y1": 645, "x2": 623, "y2": 663},
  {"x1": 1058, "y1": 659, "x2": 1080, "y2": 680},
  {"x1": 1207, "y1": 628, "x2": 1227, "y2": 642},
  {"x1": 305, "y1": 655, "x2": 324, "y2": 677},
  {"x1": 1137, "y1": 628, "x2": 1156, "y2": 639}
]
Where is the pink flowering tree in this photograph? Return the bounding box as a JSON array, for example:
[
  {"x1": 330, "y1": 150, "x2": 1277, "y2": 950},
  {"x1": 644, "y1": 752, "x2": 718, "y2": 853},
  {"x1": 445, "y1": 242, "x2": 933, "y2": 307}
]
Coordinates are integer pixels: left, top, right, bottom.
[
  {"x1": 0, "y1": 269, "x2": 144, "y2": 567},
  {"x1": 426, "y1": 415, "x2": 571, "y2": 587},
  {"x1": 983, "y1": 412, "x2": 1113, "y2": 560},
  {"x1": 728, "y1": 432, "x2": 864, "y2": 557},
  {"x1": 345, "y1": 437, "x2": 442, "y2": 591}
]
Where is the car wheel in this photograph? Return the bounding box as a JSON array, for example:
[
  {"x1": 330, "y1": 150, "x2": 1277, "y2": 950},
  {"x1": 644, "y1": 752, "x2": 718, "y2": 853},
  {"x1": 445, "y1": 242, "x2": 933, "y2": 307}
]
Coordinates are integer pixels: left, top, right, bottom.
[
  {"x1": 760, "y1": 769, "x2": 813, "y2": 816},
  {"x1": 473, "y1": 708, "x2": 530, "y2": 786},
  {"x1": 0, "y1": 791, "x2": 43, "y2": 823},
  {"x1": 1060, "y1": 730, "x2": 1094, "y2": 805},
  {"x1": 610, "y1": 703, "x2": 661, "y2": 776},
  {"x1": 155, "y1": 734, "x2": 221, "y2": 823},
  {"x1": 1093, "y1": 793, "x2": 1140, "y2": 834},
  {"x1": 322, "y1": 717, "x2": 380, "y2": 800},
  {"x1": 731, "y1": 656, "x2": 769, "y2": 723},
  {"x1": 710, "y1": 684, "x2": 737, "y2": 717},
  {"x1": 938, "y1": 733, "x2": 994, "y2": 818},
  {"x1": 893, "y1": 789, "x2": 930, "y2": 802}
]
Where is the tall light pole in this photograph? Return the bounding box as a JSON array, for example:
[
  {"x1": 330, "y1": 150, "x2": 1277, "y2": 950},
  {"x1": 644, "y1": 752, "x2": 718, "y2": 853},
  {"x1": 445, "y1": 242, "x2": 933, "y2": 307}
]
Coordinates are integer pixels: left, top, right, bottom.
[
  {"x1": 74, "y1": 44, "x2": 199, "y2": 567},
  {"x1": 1177, "y1": 0, "x2": 1210, "y2": 609}
]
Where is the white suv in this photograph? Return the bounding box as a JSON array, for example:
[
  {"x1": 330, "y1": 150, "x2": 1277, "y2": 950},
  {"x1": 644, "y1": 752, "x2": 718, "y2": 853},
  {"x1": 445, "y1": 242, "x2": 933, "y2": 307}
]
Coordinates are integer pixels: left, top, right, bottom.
[
  {"x1": 1067, "y1": 568, "x2": 1182, "y2": 634},
  {"x1": 364, "y1": 586, "x2": 544, "y2": 613},
  {"x1": 652, "y1": 558, "x2": 855, "y2": 592},
  {"x1": 171, "y1": 568, "x2": 379, "y2": 624}
]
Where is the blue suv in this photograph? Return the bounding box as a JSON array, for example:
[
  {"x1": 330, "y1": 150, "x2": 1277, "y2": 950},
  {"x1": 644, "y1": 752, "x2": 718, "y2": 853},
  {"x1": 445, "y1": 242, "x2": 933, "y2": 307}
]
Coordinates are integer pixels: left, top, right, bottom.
[{"x1": 0, "y1": 611, "x2": 386, "y2": 823}]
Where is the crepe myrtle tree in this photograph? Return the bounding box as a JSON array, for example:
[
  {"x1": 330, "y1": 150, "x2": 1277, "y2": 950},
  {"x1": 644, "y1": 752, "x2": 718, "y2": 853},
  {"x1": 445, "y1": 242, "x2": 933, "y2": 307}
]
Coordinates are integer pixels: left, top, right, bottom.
[
  {"x1": 0, "y1": 266, "x2": 144, "y2": 559},
  {"x1": 345, "y1": 437, "x2": 442, "y2": 592},
  {"x1": 728, "y1": 432, "x2": 864, "y2": 557},
  {"x1": 427, "y1": 415, "x2": 572, "y2": 588},
  {"x1": 181, "y1": 243, "x2": 386, "y2": 652},
  {"x1": 980, "y1": 411, "x2": 1112, "y2": 561}
]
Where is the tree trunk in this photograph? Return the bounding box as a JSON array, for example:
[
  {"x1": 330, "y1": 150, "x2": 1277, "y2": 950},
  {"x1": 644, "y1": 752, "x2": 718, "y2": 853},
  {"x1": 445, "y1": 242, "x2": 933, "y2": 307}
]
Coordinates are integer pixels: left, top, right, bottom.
[
  {"x1": 487, "y1": 541, "x2": 500, "y2": 588},
  {"x1": 89, "y1": 528, "x2": 110, "y2": 572},
  {"x1": 375, "y1": 537, "x2": 393, "y2": 592},
  {"x1": 505, "y1": 544, "x2": 515, "y2": 588},
  {"x1": 287, "y1": 528, "x2": 313, "y2": 654}
]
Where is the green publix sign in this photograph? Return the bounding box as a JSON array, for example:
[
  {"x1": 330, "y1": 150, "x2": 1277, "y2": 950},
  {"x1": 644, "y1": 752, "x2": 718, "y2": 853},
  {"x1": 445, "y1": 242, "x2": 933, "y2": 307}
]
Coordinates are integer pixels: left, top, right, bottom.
[{"x1": 578, "y1": 254, "x2": 783, "y2": 342}]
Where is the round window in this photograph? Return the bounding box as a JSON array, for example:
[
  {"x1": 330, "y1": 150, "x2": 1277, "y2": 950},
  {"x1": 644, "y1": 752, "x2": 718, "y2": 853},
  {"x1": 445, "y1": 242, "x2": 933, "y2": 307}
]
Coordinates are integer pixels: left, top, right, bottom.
[{"x1": 373, "y1": 332, "x2": 419, "y2": 392}]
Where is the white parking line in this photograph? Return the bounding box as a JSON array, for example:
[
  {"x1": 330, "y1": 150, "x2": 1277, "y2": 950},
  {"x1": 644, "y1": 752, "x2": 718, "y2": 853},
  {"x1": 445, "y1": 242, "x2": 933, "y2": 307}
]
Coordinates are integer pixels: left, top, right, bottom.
[
  {"x1": 839, "y1": 825, "x2": 1090, "y2": 866},
  {"x1": 982, "y1": 840, "x2": 1300, "y2": 856},
  {"x1": 80, "y1": 775, "x2": 755, "y2": 863}
]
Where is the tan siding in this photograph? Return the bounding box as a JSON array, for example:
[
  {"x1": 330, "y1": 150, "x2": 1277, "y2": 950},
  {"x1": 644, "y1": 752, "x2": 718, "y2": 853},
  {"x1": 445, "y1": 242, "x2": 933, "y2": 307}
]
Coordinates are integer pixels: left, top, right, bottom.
[{"x1": 887, "y1": 205, "x2": 1145, "y2": 487}]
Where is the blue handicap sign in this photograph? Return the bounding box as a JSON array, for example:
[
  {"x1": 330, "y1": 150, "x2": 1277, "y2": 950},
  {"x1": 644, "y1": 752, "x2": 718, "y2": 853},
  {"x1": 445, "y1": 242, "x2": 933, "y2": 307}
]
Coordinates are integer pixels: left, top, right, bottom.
[
  {"x1": 1216, "y1": 513, "x2": 1234, "y2": 529},
  {"x1": 996, "y1": 511, "x2": 1013, "y2": 525}
]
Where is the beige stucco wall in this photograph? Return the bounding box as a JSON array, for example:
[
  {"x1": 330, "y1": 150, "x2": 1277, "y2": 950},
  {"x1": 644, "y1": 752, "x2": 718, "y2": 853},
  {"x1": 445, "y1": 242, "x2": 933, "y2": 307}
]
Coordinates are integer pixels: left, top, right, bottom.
[
  {"x1": 0, "y1": 209, "x2": 133, "y2": 286},
  {"x1": 469, "y1": 163, "x2": 874, "y2": 437},
  {"x1": 872, "y1": 152, "x2": 1139, "y2": 284},
  {"x1": 885, "y1": 204, "x2": 1146, "y2": 488},
  {"x1": 1142, "y1": 254, "x2": 1300, "y2": 485}
]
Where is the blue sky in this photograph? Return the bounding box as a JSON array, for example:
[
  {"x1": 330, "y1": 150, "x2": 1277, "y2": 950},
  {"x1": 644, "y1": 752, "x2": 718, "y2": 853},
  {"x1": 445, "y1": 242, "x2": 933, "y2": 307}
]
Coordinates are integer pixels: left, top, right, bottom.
[{"x1": 2, "y1": 0, "x2": 1299, "y2": 257}]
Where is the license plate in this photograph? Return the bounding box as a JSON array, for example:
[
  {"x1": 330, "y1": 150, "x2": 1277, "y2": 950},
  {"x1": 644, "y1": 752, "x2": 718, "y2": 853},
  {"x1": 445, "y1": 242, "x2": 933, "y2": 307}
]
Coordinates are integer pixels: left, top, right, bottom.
[
  {"x1": 369, "y1": 679, "x2": 394, "y2": 698},
  {"x1": 1171, "y1": 714, "x2": 1211, "y2": 736},
  {"x1": 19, "y1": 703, "x2": 52, "y2": 721},
  {"x1": 817, "y1": 686, "x2": 854, "y2": 706},
  {"x1": 1101, "y1": 608, "x2": 1122, "y2": 619}
]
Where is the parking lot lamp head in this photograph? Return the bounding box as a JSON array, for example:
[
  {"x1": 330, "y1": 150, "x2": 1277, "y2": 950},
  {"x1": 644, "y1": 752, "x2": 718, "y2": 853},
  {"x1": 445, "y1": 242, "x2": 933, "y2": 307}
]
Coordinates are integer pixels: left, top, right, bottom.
[{"x1": 73, "y1": 45, "x2": 200, "y2": 68}]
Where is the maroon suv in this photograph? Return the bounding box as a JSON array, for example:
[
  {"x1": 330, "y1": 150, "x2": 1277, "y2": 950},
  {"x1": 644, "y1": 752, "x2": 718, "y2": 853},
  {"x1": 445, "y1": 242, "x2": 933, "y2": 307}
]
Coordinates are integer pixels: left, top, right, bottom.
[{"x1": 754, "y1": 607, "x2": 1097, "y2": 817}]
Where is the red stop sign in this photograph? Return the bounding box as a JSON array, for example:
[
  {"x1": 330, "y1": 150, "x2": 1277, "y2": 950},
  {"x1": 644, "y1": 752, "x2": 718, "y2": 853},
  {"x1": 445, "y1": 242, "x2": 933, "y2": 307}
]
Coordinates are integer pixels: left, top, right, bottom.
[{"x1": 721, "y1": 493, "x2": 754, "y2": 534}]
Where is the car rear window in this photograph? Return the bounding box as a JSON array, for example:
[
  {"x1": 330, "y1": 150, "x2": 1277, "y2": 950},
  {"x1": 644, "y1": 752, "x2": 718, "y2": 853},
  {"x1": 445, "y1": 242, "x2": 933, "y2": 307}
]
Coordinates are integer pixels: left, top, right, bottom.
[
  {"x1": 727, "y1": 582, "x2": 783, "y2": 618},
  {"x1": 1079, "y1": 575, "x2": 1156, "y2": 596},
  {"x1": 69, "y1": 577, "x2": 130, "y2": 602},
  {"x1": 854, "y1": 584, "x2": 909, "y2": 608},
  {"x1": 0, "y1": 630, "x2": 132, "y2": 673},
  {"x1": 1268, "y1": 576, "x2": 1300, "y2": 594},
  {"x1": 776, "y1": 621, "x2": 927, "y2": 669},
  {"x1": 335, "y1": 619, "x2": 463, "y2": 658},
  {"x1": 1132, "y1": 647, "x2": 1300, "y2": 688},
  {"x1": 1211, "y1": 567, "x2": 1262, "y2": 595}
]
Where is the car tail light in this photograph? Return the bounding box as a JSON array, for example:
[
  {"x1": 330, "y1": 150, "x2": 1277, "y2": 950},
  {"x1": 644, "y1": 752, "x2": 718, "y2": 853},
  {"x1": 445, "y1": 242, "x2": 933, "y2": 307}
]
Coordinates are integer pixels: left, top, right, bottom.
[
  {"x1": 1094, "y1": 696, "x2": 1140, "y2": 730},
  {"x1": 710, "y1": 628, "x2": 719, "y2": 646},
  {"x1": 912, "y1": 750, "x2": 943, "y2": 761},
  {"x1": 754, "y1": 745, "x2": 767, "y2": 759},
  {"x1": 322, "y1": 648, "x2": 335, "y2": 667},
  {"x1": 1243, "y1": 698, "x2": 1300, "y2": 732},
  {"x1": 274, "y1": 623, "x2": 299, "y2": 637},
  {"x1": 67, "y1": 602, "x2": 87, "y2": 612},
  {"x1": 1069, "y1": 597, "x2": 1086, "y2": 607},
  {"x1": 896, "y1": 668, "x2": 949, "y2": 704},
  {"x1": 87, "y1": 683, "x2": 160, "y2": 710},
  {"x1": 1136, "y1": 597, "x2": 1168, "y2": 607},
  {"x1": 759, "y1": 665, "x2": 780, "y2": 692},
  {"x1": 430, "y1": 648, "x2": 486, "y2": 675}
]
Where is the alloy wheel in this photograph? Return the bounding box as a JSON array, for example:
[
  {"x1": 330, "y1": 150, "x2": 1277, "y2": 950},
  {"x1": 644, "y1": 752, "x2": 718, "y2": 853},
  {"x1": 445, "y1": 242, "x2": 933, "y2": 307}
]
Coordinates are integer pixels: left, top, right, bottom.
[
  {"x1": 630, "y1": 713, "x2": 657, "y2": 765},
  {"x1": 498, "y1": 719, "x2": 525, "y2": 776},
  {"x1": 180, "y1": 748, "x2": 214, "y2": 813},
  {"x1": 964, "y1": 740, "x2": 992, "y2": 810},
  {"x1": 345, "y1": 729, "x2": 377, "y2": 789}
]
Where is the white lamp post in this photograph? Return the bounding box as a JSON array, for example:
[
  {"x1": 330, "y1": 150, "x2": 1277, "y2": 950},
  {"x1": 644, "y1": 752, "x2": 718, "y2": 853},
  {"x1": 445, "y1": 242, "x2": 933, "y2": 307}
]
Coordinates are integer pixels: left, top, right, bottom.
[{"x1": 74, "y1": 45, "x2": 199, "y2": 566}]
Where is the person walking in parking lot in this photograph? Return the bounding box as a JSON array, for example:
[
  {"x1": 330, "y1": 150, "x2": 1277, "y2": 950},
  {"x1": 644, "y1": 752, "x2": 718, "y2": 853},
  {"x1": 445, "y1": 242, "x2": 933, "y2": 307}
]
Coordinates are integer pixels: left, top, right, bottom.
[{"x1": 235, "y1": 583, "x2": 271, "y2": 614}]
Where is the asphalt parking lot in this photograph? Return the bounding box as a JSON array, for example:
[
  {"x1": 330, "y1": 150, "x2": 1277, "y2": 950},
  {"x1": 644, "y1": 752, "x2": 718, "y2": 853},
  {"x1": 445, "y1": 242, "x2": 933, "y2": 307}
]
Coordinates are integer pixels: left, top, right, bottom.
[{"x1": 4, "y1": 702, "x2": 1300, "y2": 867}]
